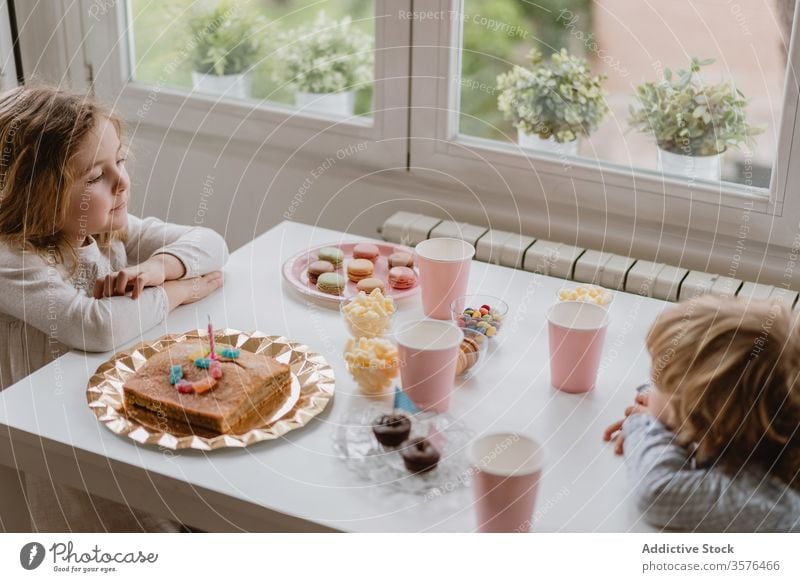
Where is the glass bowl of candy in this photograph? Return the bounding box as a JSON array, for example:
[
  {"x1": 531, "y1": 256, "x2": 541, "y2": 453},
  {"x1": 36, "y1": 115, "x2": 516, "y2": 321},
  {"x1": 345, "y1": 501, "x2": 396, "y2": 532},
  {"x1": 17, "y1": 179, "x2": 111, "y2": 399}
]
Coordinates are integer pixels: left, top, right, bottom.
[
  {"x1": 556, "y1": 284, "x2": 614, "y2": 307},
  {"x1": 451, "y1": 295, "x2": 508, "y2": 339},
  {"x1": 340, "y1": 289, "x2": 396, "y2": 338},
  {"x1": 455, "y1": 327, "x2": 489, "y2": 378}
]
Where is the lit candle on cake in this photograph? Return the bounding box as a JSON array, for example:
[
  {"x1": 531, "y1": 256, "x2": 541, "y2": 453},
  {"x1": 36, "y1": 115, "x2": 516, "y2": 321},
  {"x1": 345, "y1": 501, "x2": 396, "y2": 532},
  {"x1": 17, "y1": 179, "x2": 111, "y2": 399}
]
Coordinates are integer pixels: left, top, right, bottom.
[{"x1": 207, "y1": 314, "x2": 217, "y2": 360}]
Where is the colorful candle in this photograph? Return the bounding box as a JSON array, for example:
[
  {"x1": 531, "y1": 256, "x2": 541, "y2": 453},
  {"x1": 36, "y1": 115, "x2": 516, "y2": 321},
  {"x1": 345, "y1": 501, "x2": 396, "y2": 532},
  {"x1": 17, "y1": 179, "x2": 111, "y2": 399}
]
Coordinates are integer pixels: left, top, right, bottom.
[{"x1": 207, "y1": 315, "x2": 217, "y2": 360}]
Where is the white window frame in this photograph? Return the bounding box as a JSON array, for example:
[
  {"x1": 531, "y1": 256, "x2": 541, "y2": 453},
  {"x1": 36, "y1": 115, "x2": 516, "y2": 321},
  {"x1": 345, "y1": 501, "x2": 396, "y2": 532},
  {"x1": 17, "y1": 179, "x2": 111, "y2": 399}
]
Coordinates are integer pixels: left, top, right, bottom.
[
  {"x1": 74, "y1": 0, "x2": 411, "y2": 170},
  {"x1": 0, "y1": 1, "x2": 18, "y2": 90},
  {"x1": 409, "y1": 0, "x2": 800, "y2": 255}
]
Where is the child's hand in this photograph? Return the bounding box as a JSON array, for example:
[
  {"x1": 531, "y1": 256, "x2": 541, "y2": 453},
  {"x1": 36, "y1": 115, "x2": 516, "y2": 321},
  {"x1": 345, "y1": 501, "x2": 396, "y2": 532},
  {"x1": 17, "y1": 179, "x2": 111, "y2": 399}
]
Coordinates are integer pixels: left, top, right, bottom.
[
  {"x1": 93, "y1": 263, "x2": 167, "y2": 300},
  {"x1": 163, "y1": 272, "x2": 224, "y2": 310},
  {"x1": 603, "y1": 392, "x2": 649, "y2": 455},
  {"x1": 93, "y1": 254, "x2": 185, "y2": 299}
]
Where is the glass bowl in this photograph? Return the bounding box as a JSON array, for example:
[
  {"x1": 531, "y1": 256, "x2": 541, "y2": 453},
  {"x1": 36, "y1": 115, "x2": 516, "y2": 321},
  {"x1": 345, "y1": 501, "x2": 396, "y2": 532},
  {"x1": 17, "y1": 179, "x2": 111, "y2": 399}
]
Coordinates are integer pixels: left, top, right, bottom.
[
  {"x1": 451, "y1": 294, "x2": 509, "y2": 339},
  {"x1": 340, "y1": 295, "x2": 396, "y2": 338}
]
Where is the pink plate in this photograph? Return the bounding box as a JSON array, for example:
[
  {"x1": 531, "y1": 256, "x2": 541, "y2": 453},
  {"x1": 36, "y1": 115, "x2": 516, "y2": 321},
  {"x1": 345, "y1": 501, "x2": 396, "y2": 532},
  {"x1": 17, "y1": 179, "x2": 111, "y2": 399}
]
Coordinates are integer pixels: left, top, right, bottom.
[{"x1": 282, "y1": 241, "x2": 420, "y2": 305}]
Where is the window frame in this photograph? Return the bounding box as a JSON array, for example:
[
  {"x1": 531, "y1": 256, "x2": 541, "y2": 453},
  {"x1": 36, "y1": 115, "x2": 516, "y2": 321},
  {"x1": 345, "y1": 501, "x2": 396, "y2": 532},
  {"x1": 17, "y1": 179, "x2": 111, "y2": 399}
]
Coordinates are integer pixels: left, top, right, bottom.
[
  {"x1": 0, "y1": 0, "x2": 18, "y2": 90},
  {"x1": 77, "y1": 0, "x2": 412, "y2": 169},
  {"x1": 409, "y1": 0, "x2": 800, "y2": 250}
]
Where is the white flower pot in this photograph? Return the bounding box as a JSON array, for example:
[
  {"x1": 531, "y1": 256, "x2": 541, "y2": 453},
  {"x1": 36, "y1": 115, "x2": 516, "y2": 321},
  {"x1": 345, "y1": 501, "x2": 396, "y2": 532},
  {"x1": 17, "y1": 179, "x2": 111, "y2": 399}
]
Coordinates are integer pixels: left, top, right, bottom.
[
  {"x1": 191, "y1": 71, "x2": 250, "y2": 99},
  {"x1": 518, "y1": 129, "x2": 579, "y2": 157},
  {"x1": 294, "y1": 90, "x2": 356, "y2": 116},
  {"x1": 657, "y1": 148, "x2": 722, "y2": 182}
]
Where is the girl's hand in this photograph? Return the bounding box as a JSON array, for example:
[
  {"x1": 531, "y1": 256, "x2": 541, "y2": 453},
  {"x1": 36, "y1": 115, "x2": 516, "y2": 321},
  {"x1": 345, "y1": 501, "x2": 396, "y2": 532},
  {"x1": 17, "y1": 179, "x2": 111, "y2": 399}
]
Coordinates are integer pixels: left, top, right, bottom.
[
  {"x1": 93, "y1": 254, "x2": 185, "y2": 299},
  {"x1": 163, "y1": 272, "x2": 223, "y2": 310},
  {"x1": 603, "y1": 392, "x2": 649, "y2": 455}
]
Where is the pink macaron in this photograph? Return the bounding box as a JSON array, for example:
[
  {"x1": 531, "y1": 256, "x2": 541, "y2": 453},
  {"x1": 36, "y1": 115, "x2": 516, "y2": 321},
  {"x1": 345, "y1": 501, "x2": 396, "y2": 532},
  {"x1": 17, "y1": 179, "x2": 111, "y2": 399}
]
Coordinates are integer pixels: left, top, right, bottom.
[
  {"x1": 388, "y1": 251, "x2": 414, "y2": 268},
  {"x1": 388, "y1": 266, "x2": 417, "y2": 290},
  {"x1": 353, "y1": 243, "x2": 380, "y2": 262}
]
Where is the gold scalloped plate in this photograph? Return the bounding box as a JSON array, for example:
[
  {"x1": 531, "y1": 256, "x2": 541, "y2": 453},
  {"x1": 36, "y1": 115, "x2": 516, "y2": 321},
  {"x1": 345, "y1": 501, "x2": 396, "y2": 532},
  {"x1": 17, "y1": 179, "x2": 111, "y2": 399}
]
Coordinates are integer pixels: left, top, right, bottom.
[{"x1": 86, "y1": 329, "x2": 335, "y2": 450}]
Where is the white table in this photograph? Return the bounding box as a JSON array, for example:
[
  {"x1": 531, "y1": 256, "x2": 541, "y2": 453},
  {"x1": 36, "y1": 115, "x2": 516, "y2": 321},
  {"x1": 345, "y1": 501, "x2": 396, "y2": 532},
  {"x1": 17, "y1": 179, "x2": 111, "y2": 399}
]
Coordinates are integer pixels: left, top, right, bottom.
[{"x1": 0, "y1": 221, "x2": 666, "y2": 532}]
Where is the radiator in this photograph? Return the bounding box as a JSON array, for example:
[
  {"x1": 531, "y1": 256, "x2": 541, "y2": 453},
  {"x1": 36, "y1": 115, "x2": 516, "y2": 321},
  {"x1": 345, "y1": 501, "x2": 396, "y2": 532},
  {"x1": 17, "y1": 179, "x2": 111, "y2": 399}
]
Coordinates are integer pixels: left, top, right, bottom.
[{"x1": 377, "y1": 211, "x2": 800, "y2": 307}]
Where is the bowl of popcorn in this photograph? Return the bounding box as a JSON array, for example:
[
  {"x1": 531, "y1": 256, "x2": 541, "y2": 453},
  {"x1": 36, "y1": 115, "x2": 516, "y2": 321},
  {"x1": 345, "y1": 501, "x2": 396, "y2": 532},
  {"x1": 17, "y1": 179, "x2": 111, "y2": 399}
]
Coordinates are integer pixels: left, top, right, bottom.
[
  {"x1": 340, "y1": 289, "x2": 396, "y2": 338},
  {"x1": 556, "y1": 284, "x2": 614, "y2": 306},
  {"x1": 344, "y1": 336, "x2": 399, "y2": 395},
  {"x1": 451, "y1": 295, "x2": 508, "y2": 339}
]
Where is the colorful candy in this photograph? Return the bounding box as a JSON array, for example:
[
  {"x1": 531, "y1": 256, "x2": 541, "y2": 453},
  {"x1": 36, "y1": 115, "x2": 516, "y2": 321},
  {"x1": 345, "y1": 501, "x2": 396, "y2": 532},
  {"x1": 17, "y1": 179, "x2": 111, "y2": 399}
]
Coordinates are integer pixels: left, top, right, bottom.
[
  {"x1": 455, "y1": 304, "x2": 504, "y2": 338},
  {"x1": 209, "y1": 359, "x2": 223, "y2": 380},
  {"x1": 169, "y1": 364, "x2": 183, "y2": 385},
  {"x1": 218, "y1": 347, "x2": 240, "y2": 359},
  {"x1": 172, "y1": 317, "x2": 239, "y2": 394}
]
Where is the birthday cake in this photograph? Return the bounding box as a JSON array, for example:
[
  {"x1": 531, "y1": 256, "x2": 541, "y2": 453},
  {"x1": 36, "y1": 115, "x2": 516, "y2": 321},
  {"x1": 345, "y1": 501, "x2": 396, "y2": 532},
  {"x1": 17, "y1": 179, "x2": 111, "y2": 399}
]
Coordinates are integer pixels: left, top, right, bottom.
[{"x1": 122, "y1": 341, "x2": 292, "y2": 435}]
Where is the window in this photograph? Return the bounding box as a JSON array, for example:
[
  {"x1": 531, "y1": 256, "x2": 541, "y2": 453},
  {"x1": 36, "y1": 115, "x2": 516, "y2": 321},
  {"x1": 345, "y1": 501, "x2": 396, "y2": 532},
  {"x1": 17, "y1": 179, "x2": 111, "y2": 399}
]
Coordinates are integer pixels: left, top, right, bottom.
[
  {"x1": 409, "y1": 0, "x2": 800, "y2": 254},
  {"x1": 81, "y1": 0, "x2": 410, "y2": 169},
  {"x1": 128, "y1": 0, "x2": 375, "y2": 120},
  {"x1": 0, "y1": 1, "x2": 18, "y2": 91},
  {"x1": 457, "y1": 0, "x2": 793, "y2": 190}
]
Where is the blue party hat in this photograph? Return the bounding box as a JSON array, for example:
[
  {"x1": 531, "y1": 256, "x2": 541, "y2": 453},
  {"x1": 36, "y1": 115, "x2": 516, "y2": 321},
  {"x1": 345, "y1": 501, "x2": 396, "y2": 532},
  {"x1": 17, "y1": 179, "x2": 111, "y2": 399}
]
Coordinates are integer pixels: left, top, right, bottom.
[{"x1": 393, "y1": 386, "x2": 419, "y2": 414}]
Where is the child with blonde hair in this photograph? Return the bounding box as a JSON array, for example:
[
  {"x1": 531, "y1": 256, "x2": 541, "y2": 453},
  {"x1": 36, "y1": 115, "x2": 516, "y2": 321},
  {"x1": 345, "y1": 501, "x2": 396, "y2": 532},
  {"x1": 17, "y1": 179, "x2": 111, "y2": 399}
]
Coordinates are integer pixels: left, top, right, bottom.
[
  {"x1": 0, "y1": 85, "x2": 228, "y2": 531},
  {"x1": 604, "y1": 294, "x2": 799, "y2": 531}
]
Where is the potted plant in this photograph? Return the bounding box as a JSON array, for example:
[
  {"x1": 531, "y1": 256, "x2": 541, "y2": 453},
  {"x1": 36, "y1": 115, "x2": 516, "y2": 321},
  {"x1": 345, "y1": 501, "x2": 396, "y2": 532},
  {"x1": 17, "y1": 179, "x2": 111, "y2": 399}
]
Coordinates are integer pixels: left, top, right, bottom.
[
  {"x1": 628, "y1": 57, "x2": 762, "y2": 181},
  {"x1": 273, "y1": 12, "x2": 373, "y2": 117},
  {"x1": 496, "y1": 49, "x2": 609, "y2": 156},
  {"x1": 188, "y1": 2, "x2": 266, "y2": 99}
]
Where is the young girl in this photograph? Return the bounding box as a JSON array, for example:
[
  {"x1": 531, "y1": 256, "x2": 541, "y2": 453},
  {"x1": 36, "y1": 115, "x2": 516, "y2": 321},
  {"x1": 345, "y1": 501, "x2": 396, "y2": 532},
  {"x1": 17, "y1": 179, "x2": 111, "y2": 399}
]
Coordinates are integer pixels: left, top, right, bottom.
[
  {"x1": 604, "y1": 294, "x2": 800, "y2": 532},
  {"x1": 0, "y1": 86, "x2": 228, "y2": 531}
]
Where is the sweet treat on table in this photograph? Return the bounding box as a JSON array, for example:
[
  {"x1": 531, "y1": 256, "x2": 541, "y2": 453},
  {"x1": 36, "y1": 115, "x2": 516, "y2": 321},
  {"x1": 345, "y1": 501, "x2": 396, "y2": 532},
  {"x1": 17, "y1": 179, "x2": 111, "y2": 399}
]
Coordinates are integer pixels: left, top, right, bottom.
[
  {"x1": 316, "y1": 272, "x2": 347, "y2": 295},
  {"x1": 455, "y1": 303, "x2": 504, "y2": 338},
  {"x1": 388, "y1": 251, "x2": 414, "y2": 268},
  {"x1": 356, "y1": 277, "x2": 385, "y2": 294},
  {"x1": 388, "y1": 266, "x2": 417, "y2": 290},
  {"x1": 123, "y1": 341, "x2": 292, "y2": 435},
  {"x1": 372, "y1": 414, "x2": 411, "y2": 447},
  {"x1": 347, "y1": 258, "x2": 374, "y2": 283},
  {"x1": 353, "y1": 243, "x2": 380, "y2": 262},
  {"x1": 318, "y1": 246, "x2": 344, "y2": 267},
  {"x1": 456, "y1": 332, "x2": 484, "y2": 376},
  {"x1": 341, "y1": 289, "x2": 396, "y2": 338},
  {"x1": 344, "y1": 336, "x2": 399, "y2": 394},
  {"x1": 307, "y1": 260, "x2": 334, "y2": 284},
  {"x1": 558, "y1": 284, "x2": 613, "y2": 306},
  {"x1": 400, "y1": 437, "x2": 441, "y2": 474}
]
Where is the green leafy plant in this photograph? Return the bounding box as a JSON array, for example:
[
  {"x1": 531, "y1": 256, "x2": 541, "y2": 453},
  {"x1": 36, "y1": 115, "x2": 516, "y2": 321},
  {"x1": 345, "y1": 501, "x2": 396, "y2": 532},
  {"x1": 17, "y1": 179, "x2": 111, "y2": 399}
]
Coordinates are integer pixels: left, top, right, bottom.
[
  {"x1": 272, "y1": 12, "x2": 373, "y2": 94},
  {"x1": 496, "y1": 49, "x2": 608, "y2": 143},
  {"x1": 188, "y1": 2, "x2": 266, "y2": 76},
  {"x1": 628, "y1": 57, "x2": 762, "y2": 156}
]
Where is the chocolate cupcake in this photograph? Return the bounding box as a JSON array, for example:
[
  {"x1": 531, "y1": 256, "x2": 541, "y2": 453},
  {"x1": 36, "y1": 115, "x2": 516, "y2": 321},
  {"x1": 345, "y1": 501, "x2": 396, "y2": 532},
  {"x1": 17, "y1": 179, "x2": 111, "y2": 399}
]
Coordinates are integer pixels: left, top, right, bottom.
[
  {"x1": 372, "y1": 414, "x2": 411, "y2": 447},
  {"x1": 400, "y1": 437, "x2": 441, "y2": 474}
]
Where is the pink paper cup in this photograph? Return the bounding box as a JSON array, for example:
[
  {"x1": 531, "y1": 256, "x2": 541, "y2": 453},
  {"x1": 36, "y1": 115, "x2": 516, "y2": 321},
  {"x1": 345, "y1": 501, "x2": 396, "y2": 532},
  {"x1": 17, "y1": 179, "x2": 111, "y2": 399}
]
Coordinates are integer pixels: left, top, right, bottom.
[
  {"x1": 395, "y1": 319, "x2": 463, "y2": 412},
  {"x1": 415, "y1": 238, "x2": 475, "y2": 319},
  {"x1": 469, "y1": 433, "x2": 544, "y2": 533},
  {"x1": 547, "y1": 301, "x2": 609, "y2": 394}
]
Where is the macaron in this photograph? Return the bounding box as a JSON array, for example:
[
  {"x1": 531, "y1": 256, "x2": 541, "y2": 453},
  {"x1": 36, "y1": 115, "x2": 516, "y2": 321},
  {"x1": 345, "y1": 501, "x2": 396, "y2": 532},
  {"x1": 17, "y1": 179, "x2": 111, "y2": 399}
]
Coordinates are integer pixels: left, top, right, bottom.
[
  {"x1": 356, "y1": 277, "x2": 385, "y2": 294},
  {"x1": 347, "y1": 259, "x2": 374, "y2": 283},
  {"x1": 318, "y1": 246, "x2": 344, "y2": 267},
  {"x1": 353, "y1": 243, "x2": 380, "y2": 262},
  {"x1": 388, "y1": 266, "x2": 417, "y2": 290},
  {"x1": 316, "y1": 272, "x2": 346, "y2": 295},
  {"x1": 388, "y1": 251, "x2": 414, "y2": 268},
  {"x1": 307, "y1": 260, "x2": 334, "y2": 284}
]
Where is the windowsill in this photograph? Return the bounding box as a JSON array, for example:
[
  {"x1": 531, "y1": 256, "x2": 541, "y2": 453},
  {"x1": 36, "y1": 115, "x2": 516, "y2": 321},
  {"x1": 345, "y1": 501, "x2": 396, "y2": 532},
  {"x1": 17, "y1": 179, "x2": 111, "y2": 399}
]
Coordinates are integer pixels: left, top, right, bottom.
[{"x1": 442, "y1": 134, "x2": 777, "y2": 214}]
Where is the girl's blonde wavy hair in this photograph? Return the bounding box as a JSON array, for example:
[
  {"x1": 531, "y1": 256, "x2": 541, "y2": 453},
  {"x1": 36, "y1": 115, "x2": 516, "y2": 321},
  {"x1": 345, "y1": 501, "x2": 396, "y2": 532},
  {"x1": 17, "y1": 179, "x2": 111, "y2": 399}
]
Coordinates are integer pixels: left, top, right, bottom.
[
  {"x1": 0, "y1": 85, "x2": 126, "y2": 269},
  {"x1": 647, "y1": 294, "x2": 800, "y2": 488}
]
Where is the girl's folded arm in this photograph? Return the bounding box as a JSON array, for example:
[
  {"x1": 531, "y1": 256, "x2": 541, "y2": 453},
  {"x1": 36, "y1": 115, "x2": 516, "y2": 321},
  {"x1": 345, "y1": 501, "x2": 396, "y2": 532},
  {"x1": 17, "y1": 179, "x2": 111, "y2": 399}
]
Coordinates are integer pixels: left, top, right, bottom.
[
  {"x1": 622, "y1": 413, "x2": 731, "y2": 530},
  {"x1": 124, "y1": 214, "x2": 229, "y2": 278},
  {"x1": 0, "y1": 257, "x2": 168, "y2": 352}
]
